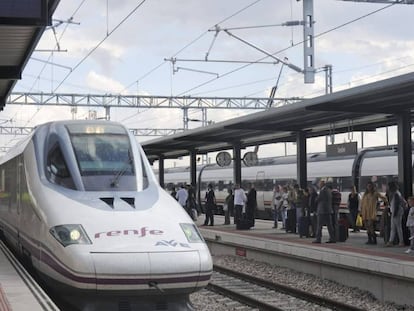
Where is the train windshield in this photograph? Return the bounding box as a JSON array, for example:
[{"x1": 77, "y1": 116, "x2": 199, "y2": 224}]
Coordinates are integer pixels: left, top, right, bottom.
[{"x1": 66, "y1": 124, "x2": 137, "y2": 191}]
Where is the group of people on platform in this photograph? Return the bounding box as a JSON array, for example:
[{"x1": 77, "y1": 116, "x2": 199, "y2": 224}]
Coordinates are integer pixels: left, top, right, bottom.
[
  {"x1": 270, "y1": 180, "x2": 341, "y2": 243},
  {"x1": 358, "y1": 180, "x2": 414, "y2": 254},
  {"x1": 171, "y1": 180, "x2": 414, "y2": 254},
  {"x1": 172, "y1": 183, "x2": 199, "y2": 221},
  {"x1": 270, "y1": 179, "x2": 414, "y2": 253},
  {"x1": 210, "y1": 182, "x2": 258, "y2": 229}
]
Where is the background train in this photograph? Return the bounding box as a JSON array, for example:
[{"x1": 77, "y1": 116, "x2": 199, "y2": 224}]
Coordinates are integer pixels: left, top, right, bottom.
[
  {"x1": 160, "y1": 146, "x2": 410, "y2": 219},
  {"x1": 0, "y1": 120, "x2": 212, "y2": 311}
]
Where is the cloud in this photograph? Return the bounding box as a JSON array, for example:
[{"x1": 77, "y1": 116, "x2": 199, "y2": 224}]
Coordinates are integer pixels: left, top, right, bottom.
[
  {"x1": 4, "y1": 0, "x2": 414, "y2": 160},
  {"x1": 85, "y1": 71, "x2": 126, "y2": 93}
]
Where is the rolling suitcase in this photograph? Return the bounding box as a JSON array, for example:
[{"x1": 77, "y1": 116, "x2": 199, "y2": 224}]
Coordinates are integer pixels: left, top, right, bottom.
[
  {"x1": 285, "y1": 208, "x2": 296, "y2": 233},
  {"x1": 236, "y1": 213, "x2": 252, "y2": 230},
  {"x1": 338, "y1": 218, "x2": 348, "y2": 242},
  {"x1": 298, "y1": 216, "x2": 310, "y2": 238}
]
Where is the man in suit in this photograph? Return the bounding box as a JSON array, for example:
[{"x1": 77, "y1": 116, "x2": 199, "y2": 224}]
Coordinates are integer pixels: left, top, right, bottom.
[{"x1": 313, "y1": 180, "x2": 336, "y2": 243}]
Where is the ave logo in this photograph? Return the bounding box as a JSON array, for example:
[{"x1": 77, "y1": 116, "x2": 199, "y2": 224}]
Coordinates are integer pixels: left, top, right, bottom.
[{"x1": 155, "y1": 240, "x2": 190, "y2": 248}]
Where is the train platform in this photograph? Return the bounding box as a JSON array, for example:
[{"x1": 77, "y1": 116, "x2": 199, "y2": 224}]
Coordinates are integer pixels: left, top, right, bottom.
[
  {"x1": 0, "y1": 241, "x2": 58, "y2": 311},
  {"x1": 196, "y1": 215, "x2": 414, "y2": 306}
]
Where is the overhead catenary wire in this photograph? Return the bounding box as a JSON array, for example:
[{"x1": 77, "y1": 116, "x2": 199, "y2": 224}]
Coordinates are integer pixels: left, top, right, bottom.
[
  {"x1": 53, "y1": 0, "x2": 148, "y2": 93},
  {"x1": 121, "y1": 0, "x2": 263, "y2": 94},
  {"x1": 119, "y1": 0, "x2": 264, "y2": 123},
  {"x1": 2, "y1": 0, "x2": 88, "y2": 150},
  {"x1": 178, "y1": 1, "x2": 400, "y2": 97},
  {"x1": 5, "y1": 0, "x2": 408, "y2": 141}
]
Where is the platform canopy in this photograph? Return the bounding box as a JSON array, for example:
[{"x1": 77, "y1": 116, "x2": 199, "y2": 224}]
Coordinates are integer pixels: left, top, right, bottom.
[
  {"x1": 0, "y1": 0, "x2": 60, "y2": 110},
  {"x1": 142, "y1": 72, "x2": 414, "y2": 161}
]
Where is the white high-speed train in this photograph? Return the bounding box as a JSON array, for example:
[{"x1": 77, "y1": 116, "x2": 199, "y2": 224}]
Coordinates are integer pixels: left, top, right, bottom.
[
  {"x1": 162, "y1": 146, "x2": 409, "y2": 218},
  {"x1": 0, "y1": 120, "x2": 212, "y2": 311}
]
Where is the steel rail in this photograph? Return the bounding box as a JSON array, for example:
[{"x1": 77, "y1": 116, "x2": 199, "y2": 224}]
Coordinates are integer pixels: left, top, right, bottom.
[
  {"x1": 206, "y1": 280, "x2": 284, "y2": 311},
  {"x1": 213, "y1": 264, "x2": 366, "y2": 311}
]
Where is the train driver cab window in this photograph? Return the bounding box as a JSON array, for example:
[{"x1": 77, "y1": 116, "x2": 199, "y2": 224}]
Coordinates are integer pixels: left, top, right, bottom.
[
  {"x1": 67, "y1": 124, "x2": 137, "y2": 191},
  {"x1": 46, "y1": 145, "x2": 75, "y2": 189}
]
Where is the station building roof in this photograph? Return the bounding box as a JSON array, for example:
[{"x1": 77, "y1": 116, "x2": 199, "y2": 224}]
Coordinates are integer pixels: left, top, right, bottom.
[
  {"x1": 0, "y1": 0, "x2": 60, "y2": 110},
  {"x1": 142, "y1": 72, "x2": 414, "y2": 161}
]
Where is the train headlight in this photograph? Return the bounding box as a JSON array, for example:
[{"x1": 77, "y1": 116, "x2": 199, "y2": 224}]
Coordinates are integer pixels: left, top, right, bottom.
[
  {"x1": 50, "y1": 224, "x2": 92, "y2": 247},
  {"x1": 180, "y1": 223, "x2": 204, "y2": 243}
]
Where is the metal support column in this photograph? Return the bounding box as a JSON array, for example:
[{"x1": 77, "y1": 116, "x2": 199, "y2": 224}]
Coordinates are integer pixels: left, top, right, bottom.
[
  {"x1": 183, "y1": 108, "x2": 189, "y2": 130},
  {"x1": 296, "y1": 131, "x2": 307, "y2": 189},
  {"x1": 325, "y1": 64, "x2": 333, "y2": 94},
  {"x1": 158, "y1": 155, "x2": 165, "y2": 188},
  {"x1": 233, "y1": 143, "x2": 242, "y2": 186},
  {"x1": 303, "y1": 0, "x2": 315, "y2": 83},
  {"x1": 190, "y1": 149, "x2": 197, "y2": 187},
  {"x1": 396, "y1": 112, "x2": 412, "y2": 198},
  {"x1": 105, "y1": 106, "x2": 111, "y2": 120}
]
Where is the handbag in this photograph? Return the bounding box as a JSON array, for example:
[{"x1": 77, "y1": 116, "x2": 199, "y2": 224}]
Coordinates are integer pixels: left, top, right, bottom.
[{"x1": 356, "y1": 214, "x2": 363, "y2": 227}]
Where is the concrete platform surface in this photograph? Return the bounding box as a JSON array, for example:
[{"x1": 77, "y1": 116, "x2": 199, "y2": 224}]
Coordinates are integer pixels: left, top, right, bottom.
[{"x1": 196, "y1": 216, "x2": 414, "y2": 279}]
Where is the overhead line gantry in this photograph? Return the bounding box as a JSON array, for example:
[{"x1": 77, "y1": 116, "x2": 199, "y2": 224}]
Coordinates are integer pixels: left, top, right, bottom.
[
  {"x1": 7, "y1": 92, "x2": 300, "y2": 129},
  {"x1": 8, "y1": 92, "x2": 298, "y2": 109}
]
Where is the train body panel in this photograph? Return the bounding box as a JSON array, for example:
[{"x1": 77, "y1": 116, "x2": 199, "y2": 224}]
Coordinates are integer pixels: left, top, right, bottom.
[
  {"x1": 0, "y1": 120, "x2": 212, "y2": 309},
  {"x1": 161, "y1": 148, "x2": 413, "y2": 219}
]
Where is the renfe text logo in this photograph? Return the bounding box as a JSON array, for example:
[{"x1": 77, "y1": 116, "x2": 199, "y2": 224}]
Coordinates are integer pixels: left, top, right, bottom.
[{"x1": 94, "y1": 227, "x2": 163, "y2": 239}]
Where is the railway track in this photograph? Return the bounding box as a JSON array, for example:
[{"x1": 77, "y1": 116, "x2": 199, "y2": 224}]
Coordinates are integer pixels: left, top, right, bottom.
[{"x1": 207, "y1": 264, "x2": 366, "y2": 311}]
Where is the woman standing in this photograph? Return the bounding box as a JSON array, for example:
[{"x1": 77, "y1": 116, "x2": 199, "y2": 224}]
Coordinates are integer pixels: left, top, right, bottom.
[
  {"x1": 360, "y1": 181, "x2": 388, "y2": 245},
  {"x1": 348, "y1": 186, "x2": 360, "y2": 232}
]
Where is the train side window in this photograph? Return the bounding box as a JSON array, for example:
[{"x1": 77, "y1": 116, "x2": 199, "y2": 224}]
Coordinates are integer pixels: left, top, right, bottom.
[
  {"x1": 341, "y1": 176, "x2": 353, "y2": 192},
  {"x1": 264, "y1": 179, "x2": 273, "y2": 191},
  {"x1": 46, "y1": 145, "x2": 75, "y2": 189},
  {"x1": 255, "y1": 180, "x2": 264, "y2": 191}
]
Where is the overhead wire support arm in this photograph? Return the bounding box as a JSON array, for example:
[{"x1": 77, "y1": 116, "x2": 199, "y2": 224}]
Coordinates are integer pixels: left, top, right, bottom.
[
  {"x1": 216, "y1": 21, "x2": 305, "y2": 31},
  {"x1": 166, "y1": 58, "x2": 219, "y2": 77},
  {"x1": 30, "y1": 57, "x2": 72, "y2": 71},
  {"x1": 205, "y1": 25, "x2": 221, "y2": 61},
  {"x1": 223, "y1": 29, "x2": 304, "y2": 73},
  {"x1": 267, "y1": 63, "x2": 285, "y2": 108},
  {"x1": 46, "y1": 18, "x2": 81, "y2": 52},
  {"x1": 51, "y1": 18, "x2": 81, "y2": 27},
  {"x1": 176, "y1": 67, "x2": 219, "y2": 78},
  {"x1": 167, "y1": 58, "x2": 279, "y2": 65}
]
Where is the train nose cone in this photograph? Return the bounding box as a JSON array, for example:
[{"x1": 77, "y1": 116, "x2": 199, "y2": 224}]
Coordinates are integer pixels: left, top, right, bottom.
[{"x1": 91, "y1": 250, "x2": 209, "y2": 292}]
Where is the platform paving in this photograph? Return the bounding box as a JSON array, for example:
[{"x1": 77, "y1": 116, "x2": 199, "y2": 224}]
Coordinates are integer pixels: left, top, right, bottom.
[
  {"x1": 196, "y1": 216, "x2": 414, "y2": 261},
  {"x1": 0, "y1": 241, "x2": 57, "y2": 311},
  {"x1": 196, "y1": 215, "x2": 414, "y2": 306}
]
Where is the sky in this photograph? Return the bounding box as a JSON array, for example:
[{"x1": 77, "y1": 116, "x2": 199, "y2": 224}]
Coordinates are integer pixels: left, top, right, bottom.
[{"x1": 2, "y1": 0, "x2": 414, "y2": 166}]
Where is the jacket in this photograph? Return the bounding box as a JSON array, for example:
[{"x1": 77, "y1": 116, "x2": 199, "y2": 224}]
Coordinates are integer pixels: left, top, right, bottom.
[
  {"x1": 360, "y1": 191, "x2": 387, "y2": 221},
  {"x1": 317, "y1": 187, "x2": 333, "y2": 215}
]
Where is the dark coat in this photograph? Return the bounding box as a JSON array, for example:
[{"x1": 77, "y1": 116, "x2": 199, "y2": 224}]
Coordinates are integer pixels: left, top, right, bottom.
[{"x1": 317, "y1": 187, "x2": 333, "y2": 215}]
